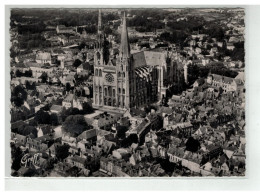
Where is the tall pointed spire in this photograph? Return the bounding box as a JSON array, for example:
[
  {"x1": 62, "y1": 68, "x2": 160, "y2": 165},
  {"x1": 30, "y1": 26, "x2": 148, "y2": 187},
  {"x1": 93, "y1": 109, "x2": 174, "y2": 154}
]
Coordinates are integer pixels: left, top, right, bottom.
[
  {"x1": 119, "y1": 12, "x2": 130, "y2": 58},
  {"x1": 98, "y1": 9, "x2": 102, "y2": 34}
]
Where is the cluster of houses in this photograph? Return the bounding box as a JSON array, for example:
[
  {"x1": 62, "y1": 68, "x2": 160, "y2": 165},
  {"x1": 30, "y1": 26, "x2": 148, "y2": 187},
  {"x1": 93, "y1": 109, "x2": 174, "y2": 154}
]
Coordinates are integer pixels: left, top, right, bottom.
[{"x1": 10, "y1": 9, "x2": 245, "y2": 177}]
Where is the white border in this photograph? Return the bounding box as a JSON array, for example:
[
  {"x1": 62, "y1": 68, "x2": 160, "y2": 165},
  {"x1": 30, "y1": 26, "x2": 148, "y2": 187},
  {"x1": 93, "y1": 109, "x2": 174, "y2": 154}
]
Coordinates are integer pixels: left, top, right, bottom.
[{"x1": 2, "y1": 1, "x2": 260, "y2": 191}]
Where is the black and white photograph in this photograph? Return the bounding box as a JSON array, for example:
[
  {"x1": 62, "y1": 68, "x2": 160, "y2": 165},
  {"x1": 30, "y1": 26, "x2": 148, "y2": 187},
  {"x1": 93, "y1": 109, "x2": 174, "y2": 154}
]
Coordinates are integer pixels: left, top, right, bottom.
[{"x1": 8, "y1": 6, "x2": 246, "y2": 178}]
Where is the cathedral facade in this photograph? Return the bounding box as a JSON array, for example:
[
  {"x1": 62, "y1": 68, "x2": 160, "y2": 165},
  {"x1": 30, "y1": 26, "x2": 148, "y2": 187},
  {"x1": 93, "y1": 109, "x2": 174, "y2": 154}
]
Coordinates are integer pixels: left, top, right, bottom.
[{"x1": 93, "y1": 10, "x2": 186, "y2": 112}]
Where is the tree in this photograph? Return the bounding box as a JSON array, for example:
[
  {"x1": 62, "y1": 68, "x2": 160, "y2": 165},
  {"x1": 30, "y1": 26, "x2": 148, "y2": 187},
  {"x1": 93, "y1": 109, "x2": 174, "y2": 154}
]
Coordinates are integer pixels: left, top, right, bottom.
[
  {"x1": 24, "y1": 70, "x2": 32, "y2": 77},
  {"x1": 120, "y1": 134, "x2": 138, "y2": 148},
  {"x1": 185, "y1": 137, "x2": 200, "y2": 152},
  {"x1": 15, "y1": 69, "x2": 23, "y2": 77},
  {"x1": 25, "y1": 81, "x2": 31, "y2": 90},
  {"x1": 55, "y1": 144, "x2": 70, "y2": 161},
  {"x1": 50, "y1": 113, "x2": 59, "y2": 126},
  {"x1": 62, "y1": 114, "x2": 91, "y2": 137},
  {"x1": 18, "y1": 125, "x2": 38, "y2": 137},
  {"x1": 84, "y1": 155, "x2": 100, "y2": 173},
  {"x1": 11, "y1": 85, "x2": 27, "y2": 107},
  {"x1": 104, "y1": 26, "x2": 112, "y2": 35},
  {"x1": 116, "y1": 126, "x2": 128, "y2": 139},
  {"x1": 40, "y1": 72, "x2": 48, "y2": 83},
  {"x1": 65, "y1": 83, "x2": 71, "y2": 92},
  {"x1": 81, "y1": 102, "x2": 94, "y2": 114},
  {"x1": 34, "y1": 109, "x2": 50, "y2": 124},
  {"x1": 11, "y1": 143, "x2": 24, "y2": 171}
]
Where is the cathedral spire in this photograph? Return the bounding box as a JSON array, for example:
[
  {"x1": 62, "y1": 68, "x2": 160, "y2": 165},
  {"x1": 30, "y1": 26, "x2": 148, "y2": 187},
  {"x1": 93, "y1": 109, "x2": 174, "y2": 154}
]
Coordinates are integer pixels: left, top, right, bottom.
[
  {"x1": 119, "y1": 12, "x2": 130, "y2": 58},
  {"x1": 98, "y1": 9, "x2": 102, "y2": 34}
]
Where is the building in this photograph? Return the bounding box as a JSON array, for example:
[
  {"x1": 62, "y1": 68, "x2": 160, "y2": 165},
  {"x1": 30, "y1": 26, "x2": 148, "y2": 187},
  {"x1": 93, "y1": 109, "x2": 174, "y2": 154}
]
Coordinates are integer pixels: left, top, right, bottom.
[
  {"x1": 93, "y1": 10, "x2": 183, "y2": 112},
  {"x1": 56, "y1": 25, "x2": 75, "y2": 34},
  {"x1": 35, "y1": 51, "x2": 51, "y2": 64},
  {"x1": 206, "y1": 73, "x2": 238, "y2": 93},
  {"x1": 62, "y1": 94, "x2": 74, "y2": 109}
]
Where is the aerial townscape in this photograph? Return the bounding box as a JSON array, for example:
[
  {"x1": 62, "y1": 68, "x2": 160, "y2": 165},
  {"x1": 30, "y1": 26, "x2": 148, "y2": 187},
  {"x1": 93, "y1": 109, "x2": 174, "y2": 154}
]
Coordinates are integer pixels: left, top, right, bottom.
[{"x1": 9, "y1": 8, "x2": 245, "y2": 177}]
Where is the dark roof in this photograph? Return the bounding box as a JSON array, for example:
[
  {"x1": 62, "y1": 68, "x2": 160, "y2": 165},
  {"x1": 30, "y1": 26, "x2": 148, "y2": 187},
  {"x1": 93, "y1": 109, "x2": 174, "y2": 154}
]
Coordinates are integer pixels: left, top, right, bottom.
[
  {"x1": 130, "y1": 108, "x2": 146, "y2": 117},
  {"x1": 78, "y1": 62, "x2": 91, "y2": 70},
  {"x1": 11, "y1": 120, "x2": 26, "y2": 131}
]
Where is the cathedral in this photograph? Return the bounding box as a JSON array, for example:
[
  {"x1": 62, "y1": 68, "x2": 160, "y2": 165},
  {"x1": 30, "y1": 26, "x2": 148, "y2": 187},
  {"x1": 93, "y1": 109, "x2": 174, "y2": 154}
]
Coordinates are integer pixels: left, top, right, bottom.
[{"x1": 93, "y1": 10, "x2": 187, "y2": 112}]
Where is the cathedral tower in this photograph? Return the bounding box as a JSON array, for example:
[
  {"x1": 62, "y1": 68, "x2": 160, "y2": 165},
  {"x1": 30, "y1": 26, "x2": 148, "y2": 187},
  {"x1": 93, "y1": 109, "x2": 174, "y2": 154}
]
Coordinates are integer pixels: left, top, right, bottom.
[
  {"x1": 93, "y1": 11, "x2": 134, "y2": 111},
  {"x1": 116, "y1": 12, "x2": 133, "y2": 109},
  {"x1": 93, "y1": 9, "x2": 105, "y2": 108},
  {"x1": 98, "y1": 9, "x2": 102, "y2": 35}
]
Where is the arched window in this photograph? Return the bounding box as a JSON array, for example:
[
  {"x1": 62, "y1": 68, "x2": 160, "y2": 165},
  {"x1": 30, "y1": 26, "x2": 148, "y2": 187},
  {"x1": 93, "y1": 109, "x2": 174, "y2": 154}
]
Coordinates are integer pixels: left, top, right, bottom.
[
  {"x1": 118, "y1": 97, "x2": 120, "y2": 106},
  {"x1": 113, "y1": 99, "x2": 116, "y2": 107},
  {"x1": 123, "y1": 88, "x2": 125, "y2": 94},
  {"x1": 122, "y1": 96, "x2": 125, "y2": 107},
  {"x1": 95, "y1": 94, "x2": 98, "y2": 104},
  {"x1": 118, "y1": 72, "x2": 121, "y2": 77},
  {"x1": 113, "y1": 89, "x2": 116, "y2": 97},
  {"x1": 104, "y1": 88, "x2": 108, "y2": 96},
  {"x1": 123, "y1": 72, "x2": 125, "y2": 77},
  {"x1": 108, "y1": 98, "x2": 112, "y2": 106},
  {"x1": 108, "y1": 86, "x2": 112, "y2": 97},
  {"x1": 99, "y1": 96, "x2": 102, "y2": 105},
  {"x1": 99, "y1": 86, "x2": 102, "y2": 93},
  {"x1": 95, "y1": 69, "x2": 98, "y2": 76},
  {"x1": 99, "y1": 69, "x2": 102, "y2": 77},
  {"x1": 118, "y1": 88, "x2": 121, "y2": 93},
  {"x1": 97, "y1": 52, "x2": 101, "y2": 60}
]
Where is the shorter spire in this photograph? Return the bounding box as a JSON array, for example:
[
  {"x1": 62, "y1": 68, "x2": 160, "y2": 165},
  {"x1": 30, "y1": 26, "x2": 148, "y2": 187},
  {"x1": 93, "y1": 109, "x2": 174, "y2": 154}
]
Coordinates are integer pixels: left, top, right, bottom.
[{"x1": 98, "y1": 9, "x2": 102, "y2": 34}]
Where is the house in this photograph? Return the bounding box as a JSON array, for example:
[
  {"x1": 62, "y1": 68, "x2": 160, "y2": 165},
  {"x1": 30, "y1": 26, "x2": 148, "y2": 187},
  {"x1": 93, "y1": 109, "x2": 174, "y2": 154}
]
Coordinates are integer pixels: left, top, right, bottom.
[
  {"x1": 61, "y1": 134, "x2": 78, "y2": 147},
  {"x1": 206, "y1": 73, "x2": 238, "y2": 93},
  {"x1": 37, "y1": 125, "x2": 54, "y2": 137},
  {"x1": 64, "y1": 155, "x2": 90, "y2": 176},
  {"x1": 167, "y1": 146, "x2": 185, "y2": 164},
  {"x1": 26, "y1": 134, "x2": 54, "y2": 152},
  {"x1": 62, "y1": 94, "x2": 74, "y2": 109},
  {"x1": 35, "y1": 51, "x2": 51, "y2": 64},
  {"x1": 112, "y1": 148, "x2": 131, "y2": 160},
  {"x1": 56, "y1": 25, "x2": 75, "y2": 34},
  {"x1": 99, "y1": 156, "x2": 130, "y2": 177},
  {"x1": 129, "y1": 151, "x2": 142, "y2": 166},
  {"x1": 182, "y1": 151, "x2": 203, "y2": 174},
  {"x1": 72, "y1": 96, "x2": 88, "y2": 110},
  {"x1": 47, "y1": 142, "x2": 61, "y2": 157},
  {"x1": 195, "y1": 47, "x2": 202, "y2": 54},
  {"x1": 91, "y1": 112, "x2": 121, "y2": 130},
  {"x1": 77, "y1": 128, "x2": 97, "y2": 143},
  {"x1": 11, "y1": 132, "x2": 27, "y2": 146},
  {"x1": 50, "y1": 104, "x2": 63, "y2": 114},
  {"x1": 76, "y1": 62, "x2": 91, "y2": 74},
  {"x1": 217, "y1": 41, "x2": 223, "y2": 47}
]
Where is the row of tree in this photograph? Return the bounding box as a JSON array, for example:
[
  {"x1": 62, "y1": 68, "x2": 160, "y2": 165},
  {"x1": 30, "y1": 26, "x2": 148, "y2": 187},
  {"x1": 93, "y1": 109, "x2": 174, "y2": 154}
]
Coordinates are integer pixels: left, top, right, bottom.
[{"x1": 14, "y1": 69, "x2": 33, "y2": 78}]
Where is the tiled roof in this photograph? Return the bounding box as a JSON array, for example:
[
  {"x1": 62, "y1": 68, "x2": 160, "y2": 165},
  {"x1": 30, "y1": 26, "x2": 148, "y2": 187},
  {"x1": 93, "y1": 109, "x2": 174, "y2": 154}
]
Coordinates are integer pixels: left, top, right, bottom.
[
  {"x1": 50, "y1": 104, "x2": 63, "y2": 112},
  {"x1": 64, "y1": 94, "x2": 74, "y2": 102},
  {"x1": 132, "y1": 50, "x2": 167, "y2": 68},
  {"x1": 36, "y1": 52, "x2": 51, "y2": 61},
  {"x1": 211, "y1": 74, "x2": 234, "y2": 84}
]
